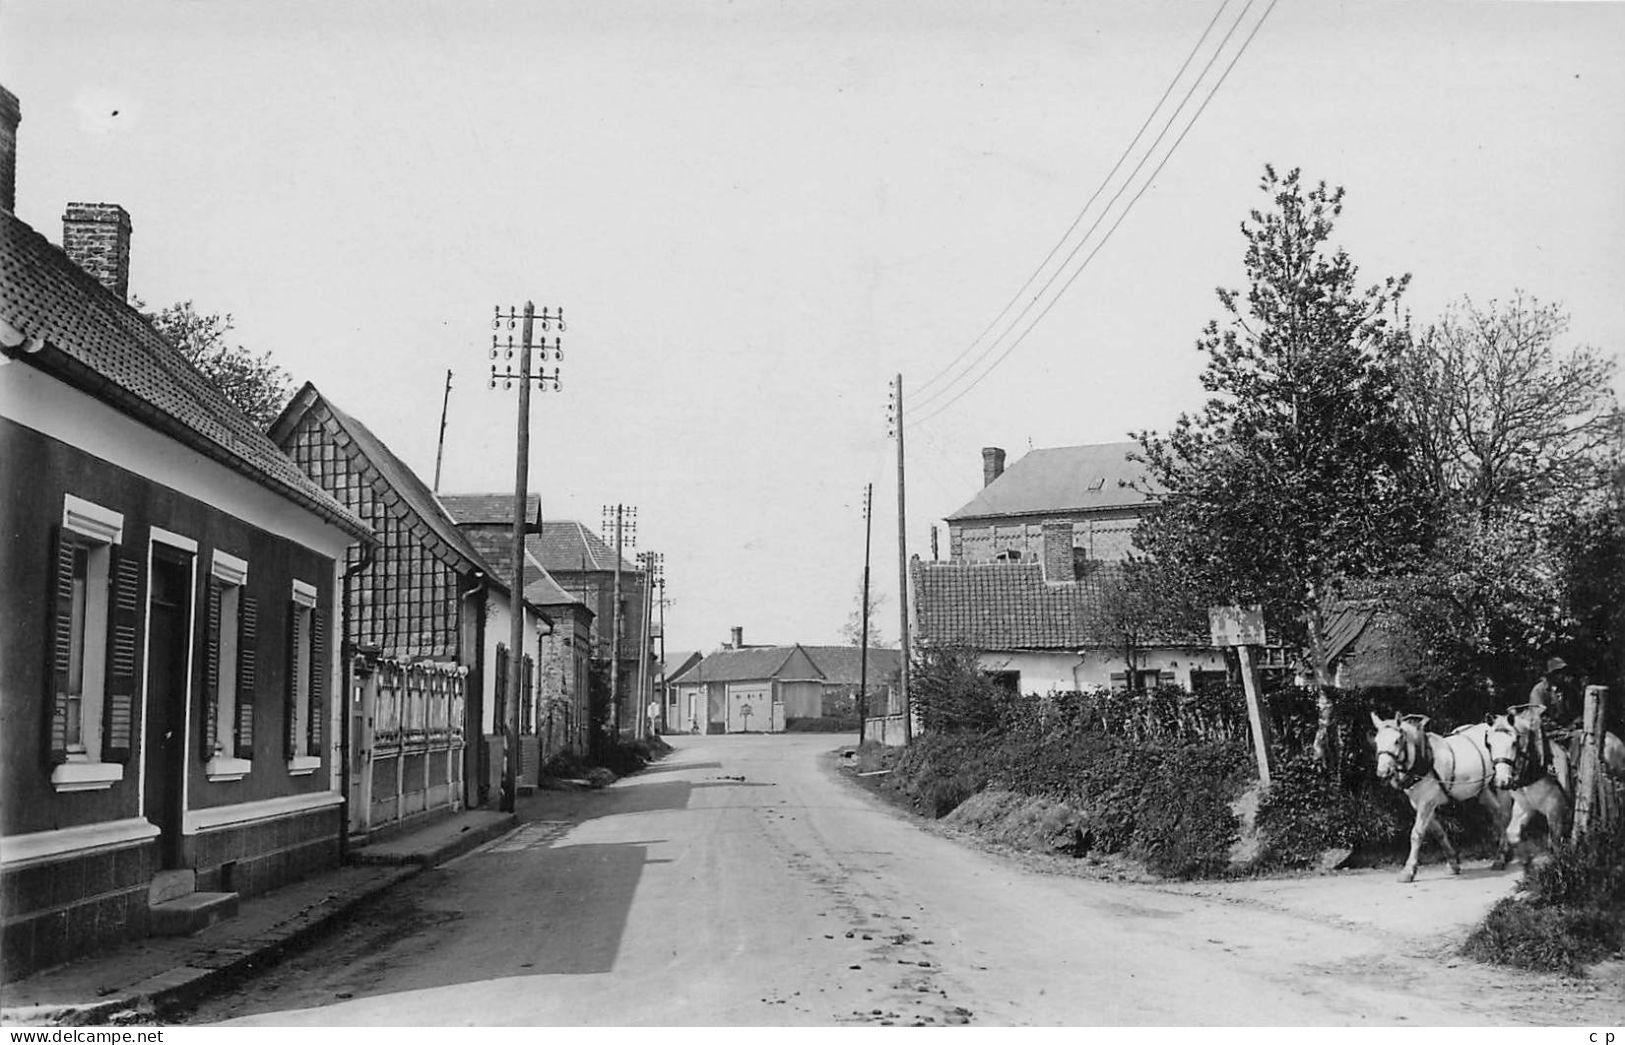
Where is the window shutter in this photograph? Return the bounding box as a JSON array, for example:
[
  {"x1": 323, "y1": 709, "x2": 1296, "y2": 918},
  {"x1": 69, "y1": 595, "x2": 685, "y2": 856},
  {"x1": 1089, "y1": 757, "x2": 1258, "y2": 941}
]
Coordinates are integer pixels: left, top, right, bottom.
[
  {"x1": 201, "y1": 579, "x2": 222, "y2": 759},
  {"x1": 286, "y1": 602, "x2": 303, "y2": 759},
  {"x1": 46, "y1": 527, "x2": 75, "y2": 767},
  {"x1": 494, "y1": 643, "x2": 509, "y2": 734},
  {"x1": 235, "y1": 594, "x2": 257, "y2": 760},
  {"x1": 523, "y1": 654, "x2": 534, "y2": 734},
  {"x1": 103, "y1": 545, "x2": 143, "y2": 763},
  {"x1": 308, "y1": 608, "x2": 326, "y2": 755}
]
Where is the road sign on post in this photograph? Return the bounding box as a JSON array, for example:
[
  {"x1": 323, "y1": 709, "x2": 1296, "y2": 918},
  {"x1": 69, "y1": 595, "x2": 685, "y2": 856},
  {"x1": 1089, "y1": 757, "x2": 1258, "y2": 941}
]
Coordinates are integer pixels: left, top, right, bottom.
[{"x1": 1209, "y1": 605, "x2": 1274, "y2": 786}]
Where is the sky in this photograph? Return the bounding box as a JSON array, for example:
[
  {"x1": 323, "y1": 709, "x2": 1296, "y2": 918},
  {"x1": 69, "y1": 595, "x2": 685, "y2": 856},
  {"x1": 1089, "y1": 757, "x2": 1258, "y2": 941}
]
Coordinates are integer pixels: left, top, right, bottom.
[{"x1": 4, "y1": 0, "x2": 1623, "y2": 654}]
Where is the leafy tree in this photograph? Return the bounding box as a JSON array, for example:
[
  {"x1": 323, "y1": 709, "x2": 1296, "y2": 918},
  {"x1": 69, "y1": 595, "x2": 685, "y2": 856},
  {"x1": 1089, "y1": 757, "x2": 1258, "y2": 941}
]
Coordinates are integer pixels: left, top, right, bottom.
[
  {"x1": 1397, "y1": 293, "x2": 1620, "y2": 524},
  {"x1": 840, "y1": 576, "x2": 890, "y2": 648},
  {"x1": 1381, "y1": 295, "x2": 1623, "y2": 699},
  {"x1": 1134, "y1": 166, "x2": 1433, "y2": 764},
  {"x1": 136, "y1": 298, "x2": 293, "y2": 430},
  {"x1": 1095, "y1": 559, "x2": 1202, "y2": 690}
]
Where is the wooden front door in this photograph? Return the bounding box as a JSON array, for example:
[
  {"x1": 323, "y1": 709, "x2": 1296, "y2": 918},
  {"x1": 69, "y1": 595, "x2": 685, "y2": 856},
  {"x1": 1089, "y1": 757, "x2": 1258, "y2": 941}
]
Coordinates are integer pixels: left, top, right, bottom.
[{"x1": 143, "y1": 549, "x2": 193, "y2": 869}]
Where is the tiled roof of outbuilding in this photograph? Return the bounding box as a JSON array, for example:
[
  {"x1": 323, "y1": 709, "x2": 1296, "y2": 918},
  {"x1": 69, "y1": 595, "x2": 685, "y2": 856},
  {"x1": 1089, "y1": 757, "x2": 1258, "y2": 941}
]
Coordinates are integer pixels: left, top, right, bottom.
[
  {"x1": 0, "y1": 210, "x2": 369, "y2": 540},
  {"x1": 666, "y1": 644, "x2": 902, "y2": 686},
  {"x1": 911, "y1": 558, "x2": 1206, "y2": 651}
]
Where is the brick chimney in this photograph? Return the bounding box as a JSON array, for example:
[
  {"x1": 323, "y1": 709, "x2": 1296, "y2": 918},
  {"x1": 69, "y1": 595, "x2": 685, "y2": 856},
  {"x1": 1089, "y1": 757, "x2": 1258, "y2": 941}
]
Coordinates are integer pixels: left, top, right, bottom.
[
  {"x1": 982, "y1": 447, "x2": 1006, "y2": 487},
  {"x1": 1040, "y1": 520, "x2": 1076, "y2": 582},
  {"x1": 728, "y1": 626, "x2": 744, "y2": 649},
  {"x1": 0, "y1": 85, "x2": 19, "y2": 214},
  {"x1": 63, "y1": 203, "x2": 132, "y2": 301}
]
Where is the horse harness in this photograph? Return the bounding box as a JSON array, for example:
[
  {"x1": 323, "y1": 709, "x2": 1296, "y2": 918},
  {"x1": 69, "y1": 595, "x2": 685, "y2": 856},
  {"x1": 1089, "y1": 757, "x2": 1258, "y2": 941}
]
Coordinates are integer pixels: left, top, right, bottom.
[
  {"x1": 1390, "y1": 728, "x2": 1437, "y2": 791},
  {"x1": 1489, "y1": 720, "x2": 1559, "y2": 791}
]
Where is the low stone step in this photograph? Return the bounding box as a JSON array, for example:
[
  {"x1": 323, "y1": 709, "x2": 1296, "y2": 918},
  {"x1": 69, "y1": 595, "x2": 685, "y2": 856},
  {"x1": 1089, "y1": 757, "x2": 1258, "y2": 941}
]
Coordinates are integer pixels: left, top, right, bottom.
[
  {"x1": 149, "y1": 891, "x2": 239, "y2": 936},
  {"x1": 148, "y1": 868, "x2": 196, "y2": 906}
]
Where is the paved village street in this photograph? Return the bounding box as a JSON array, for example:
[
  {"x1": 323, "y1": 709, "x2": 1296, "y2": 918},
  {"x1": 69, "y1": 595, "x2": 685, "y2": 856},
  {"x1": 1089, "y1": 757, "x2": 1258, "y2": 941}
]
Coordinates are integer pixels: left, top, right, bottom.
[{"x1": 189, "y1": 735, "x2": 1624, "y2": 1027}]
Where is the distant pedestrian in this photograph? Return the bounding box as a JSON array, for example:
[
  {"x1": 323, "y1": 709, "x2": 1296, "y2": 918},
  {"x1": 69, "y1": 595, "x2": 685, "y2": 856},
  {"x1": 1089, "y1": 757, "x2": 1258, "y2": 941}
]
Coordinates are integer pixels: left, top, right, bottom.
[{"x1": 647, "y1": 699, "x2": 661, "y2": 737}]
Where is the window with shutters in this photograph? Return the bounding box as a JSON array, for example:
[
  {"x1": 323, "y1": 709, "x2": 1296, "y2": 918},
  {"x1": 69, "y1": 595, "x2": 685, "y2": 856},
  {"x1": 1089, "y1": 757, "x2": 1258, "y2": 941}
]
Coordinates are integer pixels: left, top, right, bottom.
[
  {"x1": 48, "y1": 495, "x2": 134, "y2": 792},
  {"x1": 287, "y1": 579, "x2": 324, "y2": 775},
  {"x1": 203, "y1": 551, "x2": 255, "y2": 782}
]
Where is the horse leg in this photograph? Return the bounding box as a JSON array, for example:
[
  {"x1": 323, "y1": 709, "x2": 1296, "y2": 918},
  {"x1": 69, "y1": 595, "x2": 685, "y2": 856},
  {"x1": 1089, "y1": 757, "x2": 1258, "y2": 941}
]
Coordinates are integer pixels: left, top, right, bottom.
[
  {"x1": 1429, "y1": 816, "x2": 1461, "y2": 875},
  {"x1": 1503, "y1": 793, "x2": 1531, "y2": 869},
  {"x1": 1399, "y1": 789, "x2": 1438, "y2": 883},
  {"x1": 1478, "y1": 787, "x2": 1512, "y2": 870},
  {"x1": 1540, "y1": 781, "x2": 1570, "y2": 854}
]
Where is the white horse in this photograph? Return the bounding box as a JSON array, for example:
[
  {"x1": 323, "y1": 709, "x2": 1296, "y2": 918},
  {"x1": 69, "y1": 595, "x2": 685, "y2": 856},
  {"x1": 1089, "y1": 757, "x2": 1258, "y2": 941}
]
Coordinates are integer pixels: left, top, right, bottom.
[
  {"x1": 1482, "y1": 705, "x2": 1571, "y2": 866},
  {"x1": 1371, "y1": 712, "x2": 1513, "y2": 883}
]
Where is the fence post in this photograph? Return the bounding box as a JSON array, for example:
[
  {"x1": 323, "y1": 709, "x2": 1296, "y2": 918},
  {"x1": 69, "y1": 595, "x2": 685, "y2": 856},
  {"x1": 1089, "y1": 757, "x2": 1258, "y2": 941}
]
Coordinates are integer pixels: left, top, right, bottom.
[{"x1": 1570, "y1": 685, "x2": 1607, "y2": 843}]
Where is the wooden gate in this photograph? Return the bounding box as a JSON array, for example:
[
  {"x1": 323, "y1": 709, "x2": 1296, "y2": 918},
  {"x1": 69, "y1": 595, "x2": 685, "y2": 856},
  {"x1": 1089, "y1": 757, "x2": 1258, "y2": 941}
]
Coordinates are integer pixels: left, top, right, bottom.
[{"x1": 356, "y1": 659, "x2": 467, "y2": 837}]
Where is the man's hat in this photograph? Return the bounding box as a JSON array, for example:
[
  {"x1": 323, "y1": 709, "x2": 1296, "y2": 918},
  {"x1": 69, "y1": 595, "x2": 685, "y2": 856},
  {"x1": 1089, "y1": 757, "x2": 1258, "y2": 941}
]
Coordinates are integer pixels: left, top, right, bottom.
[{"x1": 1546, "y1": 656, "x2": 1568, "y2": 674}]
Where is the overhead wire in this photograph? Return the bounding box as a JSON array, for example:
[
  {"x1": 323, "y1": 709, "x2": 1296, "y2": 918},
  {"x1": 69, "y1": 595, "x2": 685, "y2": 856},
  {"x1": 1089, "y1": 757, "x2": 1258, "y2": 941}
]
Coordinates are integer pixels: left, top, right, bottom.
[
  {"x1": 907, "y1": 0, "x2": 1278, "y2": 430},
  {"x1": 912, "y1": 0, "x2": 1236, "y2": 406}
]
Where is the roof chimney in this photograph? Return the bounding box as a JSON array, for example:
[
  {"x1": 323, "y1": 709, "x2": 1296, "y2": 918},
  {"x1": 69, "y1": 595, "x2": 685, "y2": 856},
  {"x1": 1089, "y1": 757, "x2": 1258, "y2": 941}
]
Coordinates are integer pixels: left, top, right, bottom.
[
  {"x1": 730, "y1": 626, "x2": 743, "y2": 649},
  {"x1": 982, "y1": 447, "x2": 1006, "y2": 488},
  {"x1": 63, "y1": 203, "x2": 132, "y2": 301},
  {"x1": 0, "y1": 85, "x2": 19, "y2": 214},
  {"x1": 1041, "y1": 520, "x2": 1076, "y2": 582}
]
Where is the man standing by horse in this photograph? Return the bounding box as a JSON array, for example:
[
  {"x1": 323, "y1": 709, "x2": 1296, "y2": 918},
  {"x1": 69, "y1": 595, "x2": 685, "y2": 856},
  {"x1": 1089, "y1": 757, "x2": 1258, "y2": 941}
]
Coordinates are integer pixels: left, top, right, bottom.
[{"x1": 1528, "y1": 656, "x2": 1577, "y2": 730}]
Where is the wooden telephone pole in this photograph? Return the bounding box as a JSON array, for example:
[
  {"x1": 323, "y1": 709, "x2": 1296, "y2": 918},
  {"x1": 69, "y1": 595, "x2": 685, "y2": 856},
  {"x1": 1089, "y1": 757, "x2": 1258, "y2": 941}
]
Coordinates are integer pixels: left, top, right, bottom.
[
  {"x1": 858, "y1": 482, "x2": 873, "y2": 743},
  {"x1": 603, "y1": 504, "x2": 636, "y2": 738},
  {"x1": 888, "y1": 375, "x2": 912, "y2": 743},
  {"x1": 489, "y1": 303, "x2": 564, "y2": 812}
]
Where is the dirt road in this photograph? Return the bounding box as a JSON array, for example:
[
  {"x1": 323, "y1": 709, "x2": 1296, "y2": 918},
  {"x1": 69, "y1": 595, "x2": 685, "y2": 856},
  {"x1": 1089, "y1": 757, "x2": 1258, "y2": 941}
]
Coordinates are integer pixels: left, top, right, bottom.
[{"x1": 192, "y1": 734, "x2": 1624, "y2": 1026}]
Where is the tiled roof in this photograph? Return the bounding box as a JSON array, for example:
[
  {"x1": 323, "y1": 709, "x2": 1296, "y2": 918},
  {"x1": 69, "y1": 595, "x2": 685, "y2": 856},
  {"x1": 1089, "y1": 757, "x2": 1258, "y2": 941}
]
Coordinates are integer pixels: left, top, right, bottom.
[
  {"x1": 802, "y1": 646, "x2": 902, "y2": 685},
  {"x1": 530, "y1": 519, "x2": 638, "y2": 574},
  {"x1": 0, "y1": 210, "x2": 369, "y2": 540},
  {"x1": 668, "y1": 647, "x2": 795, "y2": 684},
  {"x1": 911, "y1": 558, "x2": 1206, "y2": 651},
  {"x1": 438, "y1": 497, "x2": 638, "y2": 575},
  {"x1": 946, "y1": 442, "x2": 1156, "y2": 521},
  {"x1": 659, "y1": 650, "x2": 701, "y2": 679},
  {"x1": 437, "y1": 492, "x2": 540, "y2": 526},
  {"x1": 1324, "y1": 602, "x2": 1378, "y2": 664},
  {"x1": 460, "y1": 529, "x2": 577, "y2": 613},
  {"x1": 277, "y1": 386, "x2": 492, "y2": 578},
  {"x1": 666, "y1": 644, "x2": 901, "y2": 685}
]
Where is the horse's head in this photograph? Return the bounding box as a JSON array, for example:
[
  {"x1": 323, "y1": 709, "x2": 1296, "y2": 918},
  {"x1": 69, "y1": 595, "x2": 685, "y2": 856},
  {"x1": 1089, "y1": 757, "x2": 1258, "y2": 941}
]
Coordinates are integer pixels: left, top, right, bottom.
[
  {"x1": 1371, "y1": 711, "x2": 1424, "y2": 786},
  {"x1": 1485, "y1": 703, "x2": 1548, "y2": 788},
  {"x1": 1483, "y1": 710, "x2": 1524, "y2": 789}
]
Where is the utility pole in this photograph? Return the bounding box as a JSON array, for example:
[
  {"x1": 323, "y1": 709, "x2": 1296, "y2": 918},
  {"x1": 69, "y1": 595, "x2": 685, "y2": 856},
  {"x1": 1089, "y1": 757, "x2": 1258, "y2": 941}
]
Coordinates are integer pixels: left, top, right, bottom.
[
  {"x1": 432, "y1": 368, "x2": 453, "y2": 493},
  {"x1": 656, "y1": 573, "x2": 668, "y2": 725},
  {"x1": 888, "y1": 375, "x2": 912, "y2": 744},
  {"x1": 489, "y1": 303, "x2": 564, "y2": 812},
  {"x1": 637, "y1": 551, "x2": 663, "y2": 736},
  {"x1": 858, "y1": 482, "x2": 873, "y2": 744},
  {"x1": 602, "y1": 504, "x2": 636, "y2": 738}
]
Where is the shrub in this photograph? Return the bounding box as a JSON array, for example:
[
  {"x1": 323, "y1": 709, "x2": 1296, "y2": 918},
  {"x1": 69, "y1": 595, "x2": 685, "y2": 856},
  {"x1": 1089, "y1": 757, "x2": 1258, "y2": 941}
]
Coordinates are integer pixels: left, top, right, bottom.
[
  {"x1": 1461, "y1": 804, "x2": 1625, "y2": 975},
  {"x1": 1462, "y1": 898, "x2": 1622, "y2": 975},
  {"x1": 1255, "y1": 754, "x2": 1412, "y2": 866},
  {"x1": 911, "y1": 647, "x2": 1019, "y2": 733},
  {"x1": 886, "y1": 733, "x2": 993, "y2": 817},
  {"x1": 1129, "y1": 741, "x2": 1251, "y2": 878}
]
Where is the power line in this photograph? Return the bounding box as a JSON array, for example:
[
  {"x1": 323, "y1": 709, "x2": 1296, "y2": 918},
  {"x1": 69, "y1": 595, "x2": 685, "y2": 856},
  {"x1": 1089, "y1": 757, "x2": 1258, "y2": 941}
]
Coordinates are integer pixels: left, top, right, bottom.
[
  {"x1": 914, "y1": 0, "x2": 1263, "y2": 414},
  {"x1": 912, "y1": 0, "x2": 1237, "y2": 407},
  {"x1": 910, "y1": 0, "x2": 1278, "y2": 430}
]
